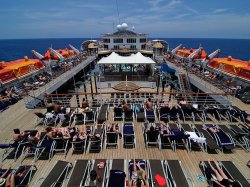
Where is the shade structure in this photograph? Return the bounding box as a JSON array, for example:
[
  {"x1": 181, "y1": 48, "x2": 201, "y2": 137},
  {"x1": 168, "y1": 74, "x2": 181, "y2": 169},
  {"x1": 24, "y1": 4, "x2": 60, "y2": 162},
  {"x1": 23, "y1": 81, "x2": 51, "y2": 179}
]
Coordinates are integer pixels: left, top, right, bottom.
[
  {"x1": 161, "y1": 64, "x2": 176, "y2": 73},
  {"x1": 97, "y1": 52, "x2": 156, "y2": 65}
]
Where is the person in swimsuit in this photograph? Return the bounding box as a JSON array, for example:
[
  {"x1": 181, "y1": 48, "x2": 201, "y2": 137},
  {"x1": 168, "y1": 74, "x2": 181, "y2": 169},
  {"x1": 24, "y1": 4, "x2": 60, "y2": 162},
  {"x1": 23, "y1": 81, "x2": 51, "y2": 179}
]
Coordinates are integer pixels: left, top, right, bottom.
[
  {"x1": 130, "y1": 159, "x2": 148, "y2": 187},
  {"x1": 207, "y1": 159, "x2": 238, "y2": 187}
]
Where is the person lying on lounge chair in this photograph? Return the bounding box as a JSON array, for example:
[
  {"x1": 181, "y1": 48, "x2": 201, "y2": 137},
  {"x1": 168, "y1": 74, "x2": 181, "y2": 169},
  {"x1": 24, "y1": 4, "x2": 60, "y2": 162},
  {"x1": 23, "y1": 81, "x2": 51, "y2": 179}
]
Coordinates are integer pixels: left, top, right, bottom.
[
  {"x1": 71, "y1": 125, "x2": 87, "y2": 142},
  {"x1": 130, "y1": 159, "x2": 148, "y2": 187},
  {"x1": 4, "y1": 166, "x2": 30, "y2": 187},
  {"x1": 0, "y1": 164, "x2": 12, "y2": 186},
  {"x1": 145, "y1": 98, "x2": 153, "y2": 110},
  {"x1": 159, "y1": 124, "x2": 171, "y2": 135},
  {"x1": 45, "y1": 127, "x2": 70, "y2": 140},
  {"x1": 208, "y1": 127, "x2": 219, "y2": 134},
  {"x1": 206, "y1": 159, "x2": 240, "y2": 187}
]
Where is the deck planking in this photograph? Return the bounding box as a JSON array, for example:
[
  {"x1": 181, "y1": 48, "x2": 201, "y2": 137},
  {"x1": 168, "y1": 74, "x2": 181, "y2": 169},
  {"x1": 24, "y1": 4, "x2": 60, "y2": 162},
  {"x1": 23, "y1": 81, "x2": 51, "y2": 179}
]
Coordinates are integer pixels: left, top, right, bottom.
[{"x1": 0, "y1": 78, "x2": 250, "y2": 187}]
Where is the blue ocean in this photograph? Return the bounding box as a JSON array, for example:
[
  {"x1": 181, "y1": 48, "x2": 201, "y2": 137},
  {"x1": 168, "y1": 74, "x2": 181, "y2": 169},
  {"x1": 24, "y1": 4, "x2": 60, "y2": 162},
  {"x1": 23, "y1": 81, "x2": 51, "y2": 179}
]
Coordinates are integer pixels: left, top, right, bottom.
[{"x1": 0, "y1": 38, "x2": 250, "y2": 61}]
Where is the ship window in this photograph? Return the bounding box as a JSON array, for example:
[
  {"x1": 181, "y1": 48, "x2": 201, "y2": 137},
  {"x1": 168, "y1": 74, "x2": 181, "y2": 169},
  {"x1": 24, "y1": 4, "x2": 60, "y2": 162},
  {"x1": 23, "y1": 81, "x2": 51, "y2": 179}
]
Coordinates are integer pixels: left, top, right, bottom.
[
  {"x1": 140, "y1": 38, "x2": 146, "y2": 43},
  {"x1": 113, "y1": 38, "x2": 123, "y2": 43},
  {"x1": 130, "y1": 45, "x2": 136, "y2": 49},
  {"x1": 114, "y1": 45, "x2": 120, "y2": 49},
  {"x1": 127, "y1": 38, "x2": 136, "y2": 43},
  {"x1": 104, "y1": 45, "x2": 109, "y2": 49},
  {"x1": 103, "y1": 39, "x2": 110, "y2": 43}
]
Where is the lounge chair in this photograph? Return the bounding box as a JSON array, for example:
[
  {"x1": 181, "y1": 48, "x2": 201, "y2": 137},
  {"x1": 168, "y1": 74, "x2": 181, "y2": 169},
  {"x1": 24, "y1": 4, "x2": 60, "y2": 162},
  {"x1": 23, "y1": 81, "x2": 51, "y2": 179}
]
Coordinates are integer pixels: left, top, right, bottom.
[
  {"x1": 70, "y1": 126, "x2": 92, "y2": 154},
  {"x1": 180, "y1": 104, "x2": 195, "y2": 122},
  {"x1": 88, "y1": 124, "x2": 104, "y2": 153},
  {"x1": 194, "y1": 124, "x2": 220, "y2": 152},
  {"x1": 85, "y1": 159, "x2": 108, "y2": 187},
  {"x1": 148, "y1": 160, "x2": 168, "y2": 187},
  {"x1": 51, "y1": 137, "x2": 69, "y2": 158},
  {"x1": 221, "y1": 161, "x2": 250, "y2": 187},
  {"x1": 105, "y1": 124, "x2": 119, "y2": 149},
  {"x1": 124, "y1": 109, "x2": 133, "y2": 121},
  {"x1": 84, "y1": 108, "x2": 97, "y2": 124},
  {"x1": 145, "y1": 109, "x2": 155, "y2": 122},
  {"x1": 180, "y1": 123, "x2": 207, "y2": 151},
  {"x1": 97, "y1": 104, "x2": 109, "y2": 124},
  {"x1": 159, "y1": 126, "x2": 175, "y2": 151},
  {"x1": 205, "y1": 124, "x2": 235, "y2": 152},
  {"x1": 200, "y1": 161, "x2": 244, "y2": 187},
  {"x1": 39, "y1": 160, "x2": 72, "y2": 187},
  {"x1": 107, "y1": 159, "x2": 126, "y2": 187},
  {"x1": 123, "y1": 123, "x2": 136, "y2": 148},
  {"x1": 134, "y1": 104, "x2": 145, "y2": 122},
  {"x1": 14, "y1": 164, "x2": 37, "y2": 186},
  {"x1": 219, "y1": 124, "x2": 250, "y2": 151},
  {"x1": 168, "y1": 123, "x2": 190, "y2": 152},
  {"x1": 128, "y1": 160, "x2": 149, "y2": 186},
  {"x1": 165, "y1": 160, "x2": 192, "y2": 187},
  {"x1": 34, "y1": 136, "x2": 54, "y2": 161},
  {"x1": 143, "y1": 123, "x2": 160, "y2": 149},
  {"x1": 113, "y1": 107, "x2": 123, "y2": 121},
  {"x1": 158, "y1": 106, "x2": 171, "y2": 122},
  {"x1": 66, "y1": 160, "x2": 90, "y2": 187}
]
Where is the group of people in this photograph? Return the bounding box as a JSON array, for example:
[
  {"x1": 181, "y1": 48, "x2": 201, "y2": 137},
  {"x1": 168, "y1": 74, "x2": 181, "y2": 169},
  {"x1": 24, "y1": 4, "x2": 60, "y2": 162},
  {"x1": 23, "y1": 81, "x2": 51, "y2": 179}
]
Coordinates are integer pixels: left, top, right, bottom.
[
  {"x1": 0, "y1": 87, "x2": 21, "y2": 111},
  {"x1": 0, "y1": 163, "x2": 29, "y2": 187}
]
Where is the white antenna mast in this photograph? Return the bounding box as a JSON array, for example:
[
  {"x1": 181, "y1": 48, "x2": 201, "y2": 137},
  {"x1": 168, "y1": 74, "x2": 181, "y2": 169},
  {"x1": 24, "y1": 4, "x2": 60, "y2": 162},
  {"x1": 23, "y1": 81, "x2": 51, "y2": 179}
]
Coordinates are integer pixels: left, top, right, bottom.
[{"x1": 116, "y1": 0, "x2": 120, "y2": 24}]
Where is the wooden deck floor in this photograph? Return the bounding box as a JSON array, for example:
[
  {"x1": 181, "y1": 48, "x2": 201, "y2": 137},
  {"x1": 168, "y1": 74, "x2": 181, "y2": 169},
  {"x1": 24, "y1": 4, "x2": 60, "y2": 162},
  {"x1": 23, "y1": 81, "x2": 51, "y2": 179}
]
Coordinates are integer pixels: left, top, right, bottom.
[
  {"x1": 0, "y1": 101, "x2": 250, "y2": 187},
  {"x1": 0, "y1": 71, "x2": 250, "y2": 187}
]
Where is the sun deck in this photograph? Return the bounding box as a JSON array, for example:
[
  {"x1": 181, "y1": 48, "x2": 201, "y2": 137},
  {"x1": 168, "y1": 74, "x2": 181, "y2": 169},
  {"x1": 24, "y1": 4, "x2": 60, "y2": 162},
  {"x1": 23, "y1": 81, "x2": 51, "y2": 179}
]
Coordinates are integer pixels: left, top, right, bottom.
[{"x1": 0, "y1": 63, "x2": 249, "y2": 187}]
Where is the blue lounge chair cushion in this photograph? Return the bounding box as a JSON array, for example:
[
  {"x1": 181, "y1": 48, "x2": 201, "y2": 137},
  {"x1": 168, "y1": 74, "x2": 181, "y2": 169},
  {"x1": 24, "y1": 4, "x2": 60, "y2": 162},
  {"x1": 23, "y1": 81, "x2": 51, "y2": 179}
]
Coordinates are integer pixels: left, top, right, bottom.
[{"x1": 108, "y1": 170, "x2": 126, "y2": 187}]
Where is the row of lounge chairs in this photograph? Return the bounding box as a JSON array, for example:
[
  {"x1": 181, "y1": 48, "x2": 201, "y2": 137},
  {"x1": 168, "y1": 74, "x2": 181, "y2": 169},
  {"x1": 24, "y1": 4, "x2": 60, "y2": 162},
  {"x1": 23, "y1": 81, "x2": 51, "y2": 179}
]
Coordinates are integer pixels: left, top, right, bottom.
[
  {"x1": 0, "y1": 123, "x2": 136, "y2": 162},
  {"x1": 38, "y1": 159, "x2": 194, "y2": 187},
  {"x1": 200, "y1": 160, "x2": 250, "y2": 187},
  {"x1": 142, "y1": 122, "x2": 250, "y2": 153},
  {"x1": 1, "y1": 159, "x2": 248, "y2": 187}
]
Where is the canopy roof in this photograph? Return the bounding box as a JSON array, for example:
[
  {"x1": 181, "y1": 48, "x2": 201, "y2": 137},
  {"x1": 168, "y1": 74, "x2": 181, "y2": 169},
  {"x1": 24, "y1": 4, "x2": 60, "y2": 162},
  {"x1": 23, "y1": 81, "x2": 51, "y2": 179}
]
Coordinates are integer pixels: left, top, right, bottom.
[{"x1": 97, "y1": 52, "x2": 156, "y2": 64}]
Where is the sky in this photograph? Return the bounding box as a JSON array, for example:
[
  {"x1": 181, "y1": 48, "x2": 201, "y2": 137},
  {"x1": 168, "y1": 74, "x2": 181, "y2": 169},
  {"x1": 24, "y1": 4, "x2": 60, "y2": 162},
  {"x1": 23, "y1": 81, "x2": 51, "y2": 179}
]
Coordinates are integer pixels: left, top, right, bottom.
[{"x1": 0, "y1": 0, "x2": 250, "y2": 39}]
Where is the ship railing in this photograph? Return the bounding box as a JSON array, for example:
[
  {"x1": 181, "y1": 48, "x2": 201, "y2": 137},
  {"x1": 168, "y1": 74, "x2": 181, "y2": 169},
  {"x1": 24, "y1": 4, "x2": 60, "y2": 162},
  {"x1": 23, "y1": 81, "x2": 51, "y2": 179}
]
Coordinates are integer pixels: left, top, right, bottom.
[{"x1": 43, "y1": 91, "x2": 233, "y2": 110}]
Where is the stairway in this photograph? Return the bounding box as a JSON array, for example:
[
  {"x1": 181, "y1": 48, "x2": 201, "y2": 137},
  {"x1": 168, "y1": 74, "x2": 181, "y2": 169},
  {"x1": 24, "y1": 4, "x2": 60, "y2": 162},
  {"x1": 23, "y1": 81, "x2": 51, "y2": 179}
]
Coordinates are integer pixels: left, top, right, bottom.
[{"x1": 178, "y1": 73, "x2": 192, "y2": 92}]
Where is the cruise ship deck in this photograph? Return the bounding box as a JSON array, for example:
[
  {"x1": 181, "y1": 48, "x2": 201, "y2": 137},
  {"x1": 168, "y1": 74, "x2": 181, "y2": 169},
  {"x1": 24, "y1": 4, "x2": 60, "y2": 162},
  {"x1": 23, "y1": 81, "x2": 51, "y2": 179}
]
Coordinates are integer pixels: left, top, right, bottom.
[{"x1": 0, "y1": 58, "x2": 249, "y2": 187}]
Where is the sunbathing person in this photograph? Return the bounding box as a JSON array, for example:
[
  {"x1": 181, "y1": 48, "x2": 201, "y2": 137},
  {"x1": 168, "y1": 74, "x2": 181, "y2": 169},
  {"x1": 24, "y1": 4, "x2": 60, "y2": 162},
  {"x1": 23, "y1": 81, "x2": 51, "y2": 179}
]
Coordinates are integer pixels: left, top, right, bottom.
[
  {"x1": 13, "y1": 129, "x2": 25, "y2": 142},
  {"x1": 72, "y1": 125, "x2": 87, "y2": 141},
  {"x1": 27, "y1": 131, "x2": 40, "y2": 144},
  {"x1": 0, "y1": 164, "x2": 11, "y2": 186},
  {"x1": 4, "y1": 166, "x2": 30, "y2": 187},
  {"x1": 130, "y1": 159, "x2": 148, "y2": 187},
  {"x1": 207, "y1": 159, "x2": 238, "y2": 187},
  {"x1": 208, "y1": 126, "x2": 219, "y2": 134},
  {"x1": 159, "y1": 124, "x2": 171, "y2": 135},
  {"x1": 107, "y1": 123, "x2": 119, "y2": 133},
  {"x1": 145, "y1": 98, "x2": 153, "y2": 110}
]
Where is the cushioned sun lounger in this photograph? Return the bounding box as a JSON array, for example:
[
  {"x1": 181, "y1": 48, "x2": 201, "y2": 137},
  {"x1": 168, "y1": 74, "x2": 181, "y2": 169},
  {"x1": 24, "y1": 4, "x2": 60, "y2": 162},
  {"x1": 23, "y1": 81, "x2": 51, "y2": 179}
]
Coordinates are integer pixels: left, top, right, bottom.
[
  {"x1": 221, "y1": 161, "x2": 250, "y2": 187},
  {"x1": 113, "y1": 107, "x2": 123, "y2": 121},
  {"x1": 199, "y1": 161, "x2": 234, "y2": 187},
  {"x1": 148, "y1": 160, "x2": 168, "y2": 187},
  {"x1": 86, "y1": 159, "x2": 107, "y2": 187},
  {"x1": 105, "y1": 124, "x2": 120, "y2": 149},
  {"x1": 194, "y1": 124, "x2": 220, "y2": 151},
  {"x1": 67, "y1": 160, "x2": 89, "y2": 187},
  {"x1": 123, "y1": 123, "x2": 135, "y2": 148},
  {"x1": 15, "y1": 165, "x2": 37, "y2": 186},
  {"x1": 107, "y1": 159, "x2": 126, "y2": 187},
  {"x1": 168, "y1": 123, "x2": 189, "y2": 151},
  {"x1": 40, "y1": 160, "x2": 72, "y2": 187},
  {"x1": 145, "y1": 109, "x2": 155, "y2": 122},
  {"x1": 97, "y1": 104, "x2": 109, "y2": 123},
  {"x1": 166, "y1": 160, "x2": 190, "y2": 187},
  {"x1": 124, "y1": 109, "x2": 133, "y2": 121},
  {"x1": 205, "y1": 124, "x2": 235, "y2": 151}
]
